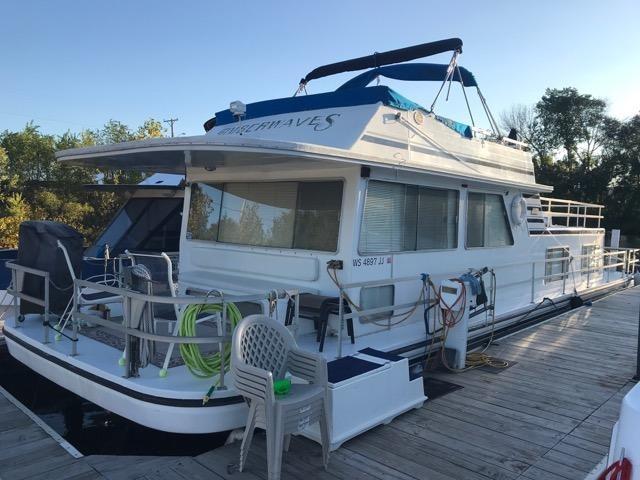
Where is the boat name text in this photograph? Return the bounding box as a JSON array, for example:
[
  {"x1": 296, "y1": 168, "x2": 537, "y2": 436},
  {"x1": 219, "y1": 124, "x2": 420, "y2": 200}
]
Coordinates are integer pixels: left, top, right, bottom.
[{"x1": 217, "y1": 113, "x2": 341, "y2": 135}]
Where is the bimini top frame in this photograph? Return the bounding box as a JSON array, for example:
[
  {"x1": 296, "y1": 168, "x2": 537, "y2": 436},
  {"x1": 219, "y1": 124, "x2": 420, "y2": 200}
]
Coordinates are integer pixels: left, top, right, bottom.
[
  {"x1": 297, "y1": 38, "x2": 463, "y2": 88},
  {"x1": 294, "y1": 37, "x2": 499, "y2": 135}
]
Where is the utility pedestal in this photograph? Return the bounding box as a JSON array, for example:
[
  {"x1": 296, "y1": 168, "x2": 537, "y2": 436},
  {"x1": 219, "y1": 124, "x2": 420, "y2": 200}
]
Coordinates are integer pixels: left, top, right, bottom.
[{"x1": 442, "y1": 280, "x2": 473, "y2": 370}]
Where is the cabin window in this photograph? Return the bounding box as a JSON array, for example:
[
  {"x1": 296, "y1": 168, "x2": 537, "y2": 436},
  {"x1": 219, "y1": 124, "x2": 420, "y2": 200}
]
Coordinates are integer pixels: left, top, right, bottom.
[
  {"x1": 360, "y1": 285, "x2": 394, "y2": 322},
  {"x1": 187, "y1": 181, "x2": 343, "y2": 251},
  {"x1": 545, "y1": 246, "x2": 570, "y2": 283},
  {"x1": 85, "y1": 197, "x2": 183, "y2": 257},
  {"x1": 359, "y1": 180, "x2": 458, "y2": 253},
  {"x1": 581, "y1": 244, "x2": 600, "y2": 275},
  {"x1": 466, "y1": 192, "x2": 514, "y2": 248}
]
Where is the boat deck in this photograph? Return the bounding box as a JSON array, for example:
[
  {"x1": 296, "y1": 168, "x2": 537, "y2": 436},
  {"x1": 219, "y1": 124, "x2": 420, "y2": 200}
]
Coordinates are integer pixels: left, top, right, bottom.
[{"x1": 1, "y1": 286, "x2": 638, "y2": 479}]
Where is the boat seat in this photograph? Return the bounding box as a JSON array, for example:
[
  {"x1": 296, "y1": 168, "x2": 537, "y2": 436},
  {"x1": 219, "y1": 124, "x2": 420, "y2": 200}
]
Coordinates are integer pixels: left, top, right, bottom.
[
  {"x1": 298, "y1": 294, "x2": 354, "y2": 352},
  {"x1": 80, "y1": 290, "x2": 121, "y2": 303}
]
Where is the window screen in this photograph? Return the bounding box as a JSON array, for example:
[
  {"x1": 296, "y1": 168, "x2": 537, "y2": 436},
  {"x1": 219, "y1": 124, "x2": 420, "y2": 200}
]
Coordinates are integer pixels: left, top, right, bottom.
[
  {"x1": 466, "y1": 192, "x2": 514, "y2": 248},
  {"x1": 359, "y1": 285, "x2": 394, "y2": 323},
  {"x1": 187, "y1": 181, "x2": 343, "y2": 252},
  {"x1": 545, "y1": 247, "x2": 569, "y2": 283},
  {"x1": 581, "y1": 244, "x2": 600, "y2": 275},
  {"x1": 359, "y1": 180, "x2": 458, "y2": 253}
]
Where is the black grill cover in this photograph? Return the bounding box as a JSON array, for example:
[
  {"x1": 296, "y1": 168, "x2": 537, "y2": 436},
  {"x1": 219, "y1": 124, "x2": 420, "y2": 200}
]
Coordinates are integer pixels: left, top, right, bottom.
[{"x1": 17, "y1": 221, "x2": 84, "y2": 315}]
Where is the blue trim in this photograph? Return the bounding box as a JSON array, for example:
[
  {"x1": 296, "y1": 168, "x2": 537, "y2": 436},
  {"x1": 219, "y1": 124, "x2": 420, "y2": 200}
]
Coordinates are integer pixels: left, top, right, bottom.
[
  {"x1": 215, "y1": 86, "x2": 423, "y2": 126},
  {"x1": 337, "y1": 63, "x2": 478, "y2": 91}
]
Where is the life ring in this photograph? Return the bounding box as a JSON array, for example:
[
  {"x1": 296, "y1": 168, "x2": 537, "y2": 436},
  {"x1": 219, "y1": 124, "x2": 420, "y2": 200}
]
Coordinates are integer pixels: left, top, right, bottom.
[
  {"x1": 510, "y1": 195, "x2": 527, "y2": 226},
  {"x1": 597, "y1": 457, "x2": 631, "y2": 480}
]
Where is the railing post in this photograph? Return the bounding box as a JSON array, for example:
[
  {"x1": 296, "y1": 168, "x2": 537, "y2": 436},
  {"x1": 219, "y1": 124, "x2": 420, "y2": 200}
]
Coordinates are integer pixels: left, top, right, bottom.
[
  {"x1": 633, "y1": 303, "x2": 640, "y2": 382},
  {"x1": 123, "y1": 296, "x2": 131, "y2": 378},
  {"x1": 337, "y1": 288, "x2": 344, "y2": 359},
  {"x1": 71, "y1": 281, "x2": 79, "y2": 356},
  {"x1": 531, "y1": 262, "x2": 536, "y2": 303},
  {"x1": 218, "y1": 299, "x2": 227, "y2": 390},
  {"x1": 11, "y1": 268, "x2": 19, "y2": 328},
  {"x1": 43, "y1": 273, "x2": 50, "y2": 344}
]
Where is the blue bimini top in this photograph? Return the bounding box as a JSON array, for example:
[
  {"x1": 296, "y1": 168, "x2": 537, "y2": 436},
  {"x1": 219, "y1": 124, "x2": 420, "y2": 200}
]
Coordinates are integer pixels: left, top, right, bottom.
[{"x1": 214, "y1": 86, "x2": 423, "y2": 126}]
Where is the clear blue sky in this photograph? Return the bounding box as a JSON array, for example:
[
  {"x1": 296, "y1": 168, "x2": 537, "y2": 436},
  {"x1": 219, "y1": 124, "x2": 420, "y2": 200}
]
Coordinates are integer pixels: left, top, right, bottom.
[{"x1": 2, "y1": 0, "x2": 639, "y2": 137}]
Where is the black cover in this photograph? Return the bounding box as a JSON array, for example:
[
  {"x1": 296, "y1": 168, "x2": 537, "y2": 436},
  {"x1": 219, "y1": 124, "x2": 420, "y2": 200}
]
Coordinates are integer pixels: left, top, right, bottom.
[
  {"x1": 17, "y1": 221, "x2": 84, "y2": 315},
  {"x1": 301, "y1": 38, "x2": 463, "y2": 84}
]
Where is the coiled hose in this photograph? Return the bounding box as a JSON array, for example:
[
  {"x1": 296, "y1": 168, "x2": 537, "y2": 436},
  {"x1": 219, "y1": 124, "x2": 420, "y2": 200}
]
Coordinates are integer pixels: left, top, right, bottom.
[{"x1": 178, "y1": 302, "x2": 242, "y2": 378}]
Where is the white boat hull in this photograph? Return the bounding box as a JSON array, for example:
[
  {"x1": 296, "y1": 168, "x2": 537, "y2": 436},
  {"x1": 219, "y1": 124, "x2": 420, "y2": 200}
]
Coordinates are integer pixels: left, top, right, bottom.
[{"x1": 3, "y1": 326, "x2": 248, "y2": 434}]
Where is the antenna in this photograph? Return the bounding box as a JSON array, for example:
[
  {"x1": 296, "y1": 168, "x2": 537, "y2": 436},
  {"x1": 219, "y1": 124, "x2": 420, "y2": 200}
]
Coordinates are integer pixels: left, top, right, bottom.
[{"x1": 163, "y1": 118, "x2": 179, "y2": 137}]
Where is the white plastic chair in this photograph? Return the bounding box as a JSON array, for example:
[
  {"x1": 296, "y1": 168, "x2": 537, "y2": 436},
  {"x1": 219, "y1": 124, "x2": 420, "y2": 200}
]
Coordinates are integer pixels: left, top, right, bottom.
[{"x1": 231, "y1": 314, "x2": 330, "y2": 480}]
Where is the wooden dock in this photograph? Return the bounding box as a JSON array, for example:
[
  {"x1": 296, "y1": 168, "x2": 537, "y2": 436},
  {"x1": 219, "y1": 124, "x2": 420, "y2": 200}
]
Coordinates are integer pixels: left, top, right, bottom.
[{"x1": 1, "y1": 286, "x2": 638, "y2": 480}]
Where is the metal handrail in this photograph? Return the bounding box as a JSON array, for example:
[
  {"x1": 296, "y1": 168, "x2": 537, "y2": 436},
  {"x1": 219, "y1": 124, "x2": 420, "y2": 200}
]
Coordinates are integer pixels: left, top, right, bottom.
[
  {"x1": 332, "y1": 247, "x2": 639, "y2": 357},
  {"x1": 69, "y1": 278, "x2": 301, "y2": 386},
  {"x1": 539, "y1": 196, "x2": 604, "y2": 228},
  {"x1": 5, "y1": 261, "x2": 51, "y2": 344}
]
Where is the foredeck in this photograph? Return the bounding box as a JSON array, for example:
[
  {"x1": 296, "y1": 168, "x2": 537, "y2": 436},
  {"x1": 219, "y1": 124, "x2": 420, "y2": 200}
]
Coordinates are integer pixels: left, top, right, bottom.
[{"x1": 1, "y1": 286, "x2": 638, "y2": 479}]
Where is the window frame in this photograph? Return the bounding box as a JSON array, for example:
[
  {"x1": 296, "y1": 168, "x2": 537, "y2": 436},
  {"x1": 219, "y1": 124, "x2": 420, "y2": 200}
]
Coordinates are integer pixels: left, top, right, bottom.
[
  {"x1": 186, "y1": 178, "x2": 345, "y2": 254},
  {"x1": 464, "y1": 190, "x2": 515, "y2": 250},
  {"x1": 544, "y1": 246, "x2": 570, "y2": 284},
  {"x1": 357, "y1": 179, "x2": 460, "y2": 255}
]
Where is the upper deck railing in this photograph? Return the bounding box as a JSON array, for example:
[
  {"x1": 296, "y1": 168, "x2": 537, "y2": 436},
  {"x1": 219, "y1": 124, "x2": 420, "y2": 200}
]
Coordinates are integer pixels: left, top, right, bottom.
[{"x1": 539, "y1": 196, "x2": 604, "y2": 228}]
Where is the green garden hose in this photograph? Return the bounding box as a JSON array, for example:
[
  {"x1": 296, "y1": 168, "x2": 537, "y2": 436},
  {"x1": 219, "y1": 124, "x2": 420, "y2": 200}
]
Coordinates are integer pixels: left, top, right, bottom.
[{"x1": 178, "y1": 302, "x2": 242, "y2": 379}]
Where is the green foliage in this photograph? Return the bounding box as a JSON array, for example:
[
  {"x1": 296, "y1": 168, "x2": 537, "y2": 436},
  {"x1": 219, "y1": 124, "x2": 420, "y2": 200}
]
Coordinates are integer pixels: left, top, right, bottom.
[
  {"x1": 502, "y1": 87, "x2": 640, "y2": 235},
  {"x1": 0, "y1": 193, "x2": 31, "y2": 248},
  {"x1": 0, "y1": 119, "x2": 166, "y2": 247},
  {"x1": 536, "y1": 87, "x2": 608, "y2": 167}
]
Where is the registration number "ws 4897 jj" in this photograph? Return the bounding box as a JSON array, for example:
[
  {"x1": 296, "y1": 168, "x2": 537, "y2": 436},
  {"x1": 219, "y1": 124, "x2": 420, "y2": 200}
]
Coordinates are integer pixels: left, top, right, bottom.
[{"x1": 352, "y1": 256, "x2": 392, "y2": 267}]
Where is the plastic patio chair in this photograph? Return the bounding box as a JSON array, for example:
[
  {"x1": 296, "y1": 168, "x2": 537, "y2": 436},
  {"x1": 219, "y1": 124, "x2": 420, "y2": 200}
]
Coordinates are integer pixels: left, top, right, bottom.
[{"x1": 231, "y1": 314, "x2": 330, "y2": 480}]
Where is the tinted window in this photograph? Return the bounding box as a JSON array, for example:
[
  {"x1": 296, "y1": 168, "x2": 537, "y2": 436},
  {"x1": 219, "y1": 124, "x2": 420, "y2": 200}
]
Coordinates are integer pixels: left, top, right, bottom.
[
  {"x1": 187, "y1": 181, "x2": 343, "y2": 252},
  {"x1": 87, "y1": 197, "x2": 183, "y2": 256},
  {"x1": 466, "y1": 192, "x2": 514, "y2": 248}
]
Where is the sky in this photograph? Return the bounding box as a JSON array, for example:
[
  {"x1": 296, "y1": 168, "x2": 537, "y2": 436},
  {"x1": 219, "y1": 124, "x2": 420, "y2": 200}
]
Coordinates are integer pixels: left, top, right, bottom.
[{"x1": 1, "y1": 0, "x2": 639, "y2": 137}]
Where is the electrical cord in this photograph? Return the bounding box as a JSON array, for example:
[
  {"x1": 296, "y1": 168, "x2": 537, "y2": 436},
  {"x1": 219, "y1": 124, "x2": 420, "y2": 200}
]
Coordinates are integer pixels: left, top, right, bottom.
[
  {"x1": 327, "y1": 266, "x2": 426, "y2": 327},
  {"x1": 424, "y1": 269, "x2": 509, "y2": 373}
]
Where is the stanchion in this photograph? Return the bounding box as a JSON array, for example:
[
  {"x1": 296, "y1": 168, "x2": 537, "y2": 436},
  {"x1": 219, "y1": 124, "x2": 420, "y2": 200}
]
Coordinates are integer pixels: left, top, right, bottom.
[{"x1": 634, "y1": 303, "x2": 640, "y2": 382}]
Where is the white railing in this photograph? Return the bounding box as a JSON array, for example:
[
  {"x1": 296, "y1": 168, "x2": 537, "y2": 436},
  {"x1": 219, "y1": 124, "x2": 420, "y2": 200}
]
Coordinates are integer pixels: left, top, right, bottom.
[
  {"x1": 539, "y1": 197, "x2": 604, "y2": 228},
  {"x1": 332, "y1": 247, "x2": 639, "y2": 357}
]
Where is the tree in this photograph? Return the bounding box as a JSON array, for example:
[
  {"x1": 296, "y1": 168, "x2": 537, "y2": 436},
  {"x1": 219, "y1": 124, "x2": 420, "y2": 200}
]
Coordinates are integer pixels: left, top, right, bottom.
[
  {"x1": 0, "y1": 118, "x2": 166, "y2": 247},
  {"x1": 536, "y1": 87, "x2": 607, "y2": 168},
  {"x1": 0, "y1": 194, "x2": 30, "y2": 248},
  {"x1": 600, "y1": 114, "x2": 640, "y2": 234},
  {"x1": 500, "y1": 104, "x2": 547, "y2": 159}
]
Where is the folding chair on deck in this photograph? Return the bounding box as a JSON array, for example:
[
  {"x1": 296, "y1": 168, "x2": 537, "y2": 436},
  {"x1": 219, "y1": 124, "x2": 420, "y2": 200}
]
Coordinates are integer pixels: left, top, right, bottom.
[{"x1": 54, "y1": 241, "x2": 122, "y2": 337}]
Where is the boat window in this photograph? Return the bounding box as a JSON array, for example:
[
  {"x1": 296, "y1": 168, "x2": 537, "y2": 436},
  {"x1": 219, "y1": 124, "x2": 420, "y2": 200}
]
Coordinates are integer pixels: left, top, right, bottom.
[
  {"x1": 86, "y1": 197, "x2": 183, "y2": 257},
  {"x1": 466, "y1": 192, "x2": 514, "y2": 248},
  {"x1": 360, "y1": 285, "x2": 394, "y2": 322},
  {"x1": 545, "y1": 246, "x2": 570, "y2": 283},
  {"x1": 581, "y1": 244, "x2": 601, "y2": 275},
  {"x1": 187, "y1": 181, "x2": 343, "y2": 252},
  {"x1": 359, "y1": 180, "x2": 458, "y2": 253}
]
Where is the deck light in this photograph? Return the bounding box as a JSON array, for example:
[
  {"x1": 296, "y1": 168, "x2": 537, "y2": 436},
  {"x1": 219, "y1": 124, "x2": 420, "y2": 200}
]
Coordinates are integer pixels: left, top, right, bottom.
[{"x1": 230, "y1": 101, "x2": 246, "y2": 120}]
